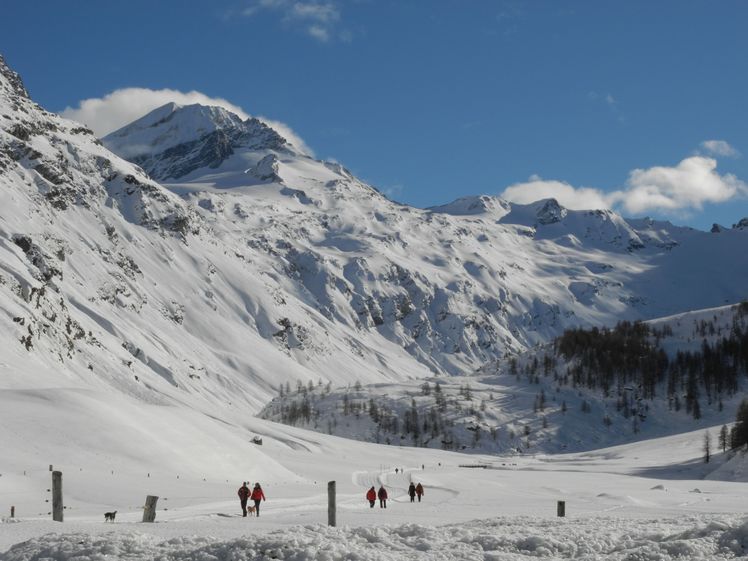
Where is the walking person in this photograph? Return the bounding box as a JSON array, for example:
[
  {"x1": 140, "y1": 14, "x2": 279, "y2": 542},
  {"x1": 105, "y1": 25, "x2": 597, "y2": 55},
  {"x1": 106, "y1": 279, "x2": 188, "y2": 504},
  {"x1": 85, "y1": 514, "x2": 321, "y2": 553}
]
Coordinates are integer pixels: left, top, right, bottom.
[
  {"x1": 408, "y1": 482, "x2": 416, "y2": 503},
  {"x1": 237, "y1": 482, "x2": 250, "y2": 517},
  {"x1": 378, "y1": 485, "x2": 388, "y2": 508},
  {"x1": 251, "y1": 482, "x2": 266, "y2": 516},
  {"x1": 366, "y1": 486, "x2": 376, "y2": 508},
  {"x1": 415, "y1": 482, "x2": 424, "y2": 502}
]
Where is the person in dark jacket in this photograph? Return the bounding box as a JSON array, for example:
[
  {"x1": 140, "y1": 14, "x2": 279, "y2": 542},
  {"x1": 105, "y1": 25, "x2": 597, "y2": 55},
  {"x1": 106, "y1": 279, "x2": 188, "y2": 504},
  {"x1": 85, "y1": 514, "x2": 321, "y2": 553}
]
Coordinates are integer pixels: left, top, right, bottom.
[
  {"x1": 415, "y1": 482, "x2": 424, "y2": 502},
  {"x1": 238, "y1": 482, "x2": 250, "y2": 517},
  {"x1": 408, "y1": 482, "x2": 416, "y2": 503},
  {"x1": 378, "y1": 485, "x2": 388, "y2": 508},
  {"x1": 366, "y1": 486, "x2": 376, "y2": 508},
  {"x1": 251, "y1": 482, "x2": 266, "y2": 516}
]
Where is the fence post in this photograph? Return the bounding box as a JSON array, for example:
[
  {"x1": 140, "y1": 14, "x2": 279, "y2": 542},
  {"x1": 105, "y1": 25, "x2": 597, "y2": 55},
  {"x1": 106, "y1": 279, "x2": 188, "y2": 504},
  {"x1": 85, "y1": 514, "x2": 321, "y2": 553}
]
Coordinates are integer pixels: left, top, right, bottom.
[
  {"x1": 142, "y1": 495, "x2": 159, "y2": 522},
  {"x1": 557, "y1": 500, "x2": 565, "y2": 517},
  {"x1": 328, "y1": 481, "x2": 336, "y2": 527},
  {"x1": 52, "y1": 471, "x2": 63, "y2": 522}
]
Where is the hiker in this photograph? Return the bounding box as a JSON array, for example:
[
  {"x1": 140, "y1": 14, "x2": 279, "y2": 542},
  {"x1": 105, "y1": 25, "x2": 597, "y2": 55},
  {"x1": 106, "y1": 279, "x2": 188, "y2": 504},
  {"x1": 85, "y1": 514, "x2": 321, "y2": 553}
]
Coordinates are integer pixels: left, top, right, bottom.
[
  {"x1": 366, "y1": 486, "x2": 376, "y2": 508},
  {"x1": 408, "y1": 482, "x2": 416, "y2": 503},
  {"x1": 415, "y1": 482, "x2": 424, "y2": 502},
  {"x1": 378, "y1": 485, "x2": 388, "y2": 508},
  {"x1": 251, "y1": 482, "x2": 266, "y2": 516},
  {"x1": 237, "y1": 482, "x2": 250, "y2": 517},
  {"x1": 395, "y1": 468, "x2": 398, "y2": 474}
]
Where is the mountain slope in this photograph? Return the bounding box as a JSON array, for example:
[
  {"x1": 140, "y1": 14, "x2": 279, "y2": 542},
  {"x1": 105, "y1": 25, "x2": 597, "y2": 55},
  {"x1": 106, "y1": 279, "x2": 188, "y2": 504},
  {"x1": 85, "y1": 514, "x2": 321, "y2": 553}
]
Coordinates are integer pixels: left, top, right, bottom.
[
  {"x1": 104, "y1": 103, "x2": 748, "y2": 378},
  {"x1": 4, "y1": 51, "x2": 748, "y2": 420}
]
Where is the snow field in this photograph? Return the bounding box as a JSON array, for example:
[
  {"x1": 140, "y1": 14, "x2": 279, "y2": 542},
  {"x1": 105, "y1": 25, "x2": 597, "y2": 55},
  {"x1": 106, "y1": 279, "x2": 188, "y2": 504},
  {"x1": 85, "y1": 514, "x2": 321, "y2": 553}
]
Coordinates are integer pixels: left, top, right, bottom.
[
  {"x1": 3, "y1": 407, "x2": 748, "y2": 557},
  {"x1": 3, "y1": 516, "x2": 748, "y2": 560}
]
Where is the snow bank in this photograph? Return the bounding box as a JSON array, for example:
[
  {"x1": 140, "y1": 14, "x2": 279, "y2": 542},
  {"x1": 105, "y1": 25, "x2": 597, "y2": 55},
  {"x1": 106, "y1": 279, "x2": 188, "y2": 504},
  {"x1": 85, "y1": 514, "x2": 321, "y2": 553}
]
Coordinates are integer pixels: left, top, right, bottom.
[{"x1": 3, "y1": 516, "x2": 748, "y2": 560}]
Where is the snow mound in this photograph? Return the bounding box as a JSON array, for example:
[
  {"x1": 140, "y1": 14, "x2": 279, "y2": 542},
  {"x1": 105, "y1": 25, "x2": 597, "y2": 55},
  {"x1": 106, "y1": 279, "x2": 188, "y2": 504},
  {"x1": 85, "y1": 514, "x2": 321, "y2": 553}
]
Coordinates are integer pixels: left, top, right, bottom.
[{"x1": 4, "y1": 517, "x2": 748, "y2": 560}]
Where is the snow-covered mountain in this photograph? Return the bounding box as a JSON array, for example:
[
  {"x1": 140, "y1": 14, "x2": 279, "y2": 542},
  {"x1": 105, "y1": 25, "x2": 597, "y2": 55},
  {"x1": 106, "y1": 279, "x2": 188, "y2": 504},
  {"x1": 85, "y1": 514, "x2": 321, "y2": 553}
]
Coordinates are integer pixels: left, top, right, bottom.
[
  {"x1": 103, "y1": 102, "x2": 292, "y2": 180},
  {"x1": 3, "y1": 53, "x2": 748, "y2": 422}
]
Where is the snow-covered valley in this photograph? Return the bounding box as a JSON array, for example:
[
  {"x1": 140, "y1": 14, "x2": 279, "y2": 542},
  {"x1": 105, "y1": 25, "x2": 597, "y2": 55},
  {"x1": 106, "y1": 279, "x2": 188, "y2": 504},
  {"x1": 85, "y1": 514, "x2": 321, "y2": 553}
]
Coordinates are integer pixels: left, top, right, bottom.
[
  {"x1": 2, "y1": 418, "x2": 748, "y2": 559},
  {"x1": 2, "y1": 51, "x2": 748, "y2": 560}
]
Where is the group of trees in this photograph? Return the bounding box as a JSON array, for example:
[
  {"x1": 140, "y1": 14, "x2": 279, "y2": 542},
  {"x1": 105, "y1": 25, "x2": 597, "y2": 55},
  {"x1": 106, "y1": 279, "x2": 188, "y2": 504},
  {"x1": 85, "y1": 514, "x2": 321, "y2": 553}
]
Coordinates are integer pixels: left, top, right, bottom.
[
  {"x1": 263, "y1": 378, "x2": 520, "y2": 452},
  {"x1": 704, "y1": 398, "x2": 748, "y2": 463},
  {"x1": 553, "y1": 309, "x2": 748, "y2": 421}
]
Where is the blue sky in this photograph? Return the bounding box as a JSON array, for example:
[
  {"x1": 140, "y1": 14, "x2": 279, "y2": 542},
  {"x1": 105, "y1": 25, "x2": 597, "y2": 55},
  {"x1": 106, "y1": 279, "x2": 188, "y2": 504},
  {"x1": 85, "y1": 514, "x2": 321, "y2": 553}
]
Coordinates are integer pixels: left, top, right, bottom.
[{"x1": 2, "y1": 0, "x2": 747, "y2": 230}]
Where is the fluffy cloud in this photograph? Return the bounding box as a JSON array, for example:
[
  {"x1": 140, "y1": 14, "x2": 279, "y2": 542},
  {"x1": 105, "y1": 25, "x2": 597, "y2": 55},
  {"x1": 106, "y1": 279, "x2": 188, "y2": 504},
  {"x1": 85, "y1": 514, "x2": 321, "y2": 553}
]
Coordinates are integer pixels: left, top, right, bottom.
[
  {"x1": 501, "y1": 156, "x2": 747, "y2": 215},
  {"x1": 699, "y1": 139, "x2": 741, "y2": 158},
  {"x1": 616, "y1": 156, "x2": 746, "y2": 213},
  {"x1": 501, "y1": 175, "x2": 611, "y2": 210},
  {"x1": 60, "y1": 88, "x2": 314, "y2": 156},
  {"x1": 242, "y1": 0, "x2": 344, "y2": 42}
]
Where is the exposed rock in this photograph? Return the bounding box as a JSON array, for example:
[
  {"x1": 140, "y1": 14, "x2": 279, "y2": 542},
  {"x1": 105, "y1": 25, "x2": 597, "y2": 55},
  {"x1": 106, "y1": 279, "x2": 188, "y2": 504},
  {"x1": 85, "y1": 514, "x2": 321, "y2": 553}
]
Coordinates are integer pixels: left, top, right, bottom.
[
  {"x1": 248, "y1": 153, "x2": 281, "y2": 182},
  {"x1": 536, "y1": 198, "x2": 567, "y2": 225}
]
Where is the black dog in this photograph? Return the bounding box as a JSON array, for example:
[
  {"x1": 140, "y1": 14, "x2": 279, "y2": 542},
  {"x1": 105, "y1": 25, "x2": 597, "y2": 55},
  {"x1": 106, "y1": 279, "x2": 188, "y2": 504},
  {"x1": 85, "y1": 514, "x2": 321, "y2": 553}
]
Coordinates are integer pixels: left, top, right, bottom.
[{"x1": 104, "y1": 510, "x2": 117, "y2": 522}]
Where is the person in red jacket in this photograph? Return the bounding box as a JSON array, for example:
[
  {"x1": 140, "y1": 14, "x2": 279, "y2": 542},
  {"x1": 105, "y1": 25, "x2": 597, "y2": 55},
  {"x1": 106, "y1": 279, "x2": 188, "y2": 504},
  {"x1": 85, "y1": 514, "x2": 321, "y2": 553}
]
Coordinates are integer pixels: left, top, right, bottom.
[
  {"x1": 366, "y1": 486, "x2": 376, "y2": 508},
  {"x1": 237, "y1": 482, "x2": 250, "y2": 517},
  {"x1": 251, "y1": 482, "x2": 266, "y2": 516},
  {"x1": 415, "y1": 482, "x2": 424, "y2": 502},
  {"x1": 377, "y1": 485, "x2": 388, "y2": 508}
]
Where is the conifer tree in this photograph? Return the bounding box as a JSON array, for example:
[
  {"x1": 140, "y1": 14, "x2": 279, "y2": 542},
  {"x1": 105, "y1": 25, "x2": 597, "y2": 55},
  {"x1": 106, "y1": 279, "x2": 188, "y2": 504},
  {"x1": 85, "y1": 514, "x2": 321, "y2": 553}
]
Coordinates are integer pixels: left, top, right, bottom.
[
  {"x1": 719, "y1": 424, "x2": 728, "y2": 452},
  {"x1": 731, "y1": 399, "x2": 748, "y2": 449},
  {"x1": 703, "y1": 431, "x2": 711, "y2": 463}
]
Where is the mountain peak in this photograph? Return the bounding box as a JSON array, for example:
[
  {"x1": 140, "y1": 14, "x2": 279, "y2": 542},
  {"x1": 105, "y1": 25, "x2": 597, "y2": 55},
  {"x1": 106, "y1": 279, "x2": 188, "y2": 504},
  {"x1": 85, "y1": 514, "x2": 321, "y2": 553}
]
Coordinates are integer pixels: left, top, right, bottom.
[
  {"x1": 535, "y1": 198, "x2": 567, "y2": 225},
  {"x1": 103, "y1": 102, "x2": 290, "y2": 181},
  {"x1": 0, "y1": 54, "x2": 29, "y2": 99},
  {"x1": 428, "y1": 195, "x2": 511, "y2": 217},
  {"x1": 103, "y1": 102, "x2": 247, "y2": 159}
]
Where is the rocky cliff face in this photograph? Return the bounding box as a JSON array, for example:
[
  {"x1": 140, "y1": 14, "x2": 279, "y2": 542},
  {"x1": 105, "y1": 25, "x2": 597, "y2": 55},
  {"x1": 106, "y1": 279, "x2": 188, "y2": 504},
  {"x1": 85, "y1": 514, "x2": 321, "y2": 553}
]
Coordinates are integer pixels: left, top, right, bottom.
[{"x1": 2, "y1": 54, "x2": 748, "y2": 417}]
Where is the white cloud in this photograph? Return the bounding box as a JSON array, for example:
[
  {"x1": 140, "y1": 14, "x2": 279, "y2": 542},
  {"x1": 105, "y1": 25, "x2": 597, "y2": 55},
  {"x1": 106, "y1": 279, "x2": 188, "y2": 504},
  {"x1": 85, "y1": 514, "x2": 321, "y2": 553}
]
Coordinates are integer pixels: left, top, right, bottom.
[
  {"x1": 60, "y1": 88, "x2": 314, "y2": 156},
  {"x1": 501, "y1": 156, "x2": 748, "y2": 216},
  {"x1": 241, "y1": 0, "x2": 346, "y2": 42},
  {"x1": 699, "y1": 139, "x2": 740, "y2": 158},
  {"x1": 616, "y1": 156, "x2": 746, "y2": 213},
  {"x1": 289, "y1": 2, "x2": 340, "y2": 23},
  {"x1": 501, "y1": 175, "x2": 611, "y2": 210},
  {"x1": 307, "y1": 24, "x2": 330, "y2": 42},
  {"x1": 588, "y1": 91, "x2": 625, "y2": 123}
]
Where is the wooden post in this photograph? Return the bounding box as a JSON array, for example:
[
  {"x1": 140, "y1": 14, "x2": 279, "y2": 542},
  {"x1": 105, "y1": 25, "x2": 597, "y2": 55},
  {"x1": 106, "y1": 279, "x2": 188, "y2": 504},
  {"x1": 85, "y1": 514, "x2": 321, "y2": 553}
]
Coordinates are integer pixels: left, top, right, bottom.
[
  {"x1": 142, "y1": 495, "x2": 159, "y2": 522},
  {"x1": 327, "y1": 481, "x2": 336, "y2": 527},
  {"x1": 557, "y1": 500, "x2": 565, "y2": 517},
  {"x1": 52, "y1": 471, "x2": 63, "y2": 522},
  {"x1": 10, "y1": 506, "x2": 14, "y2": 518}
]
